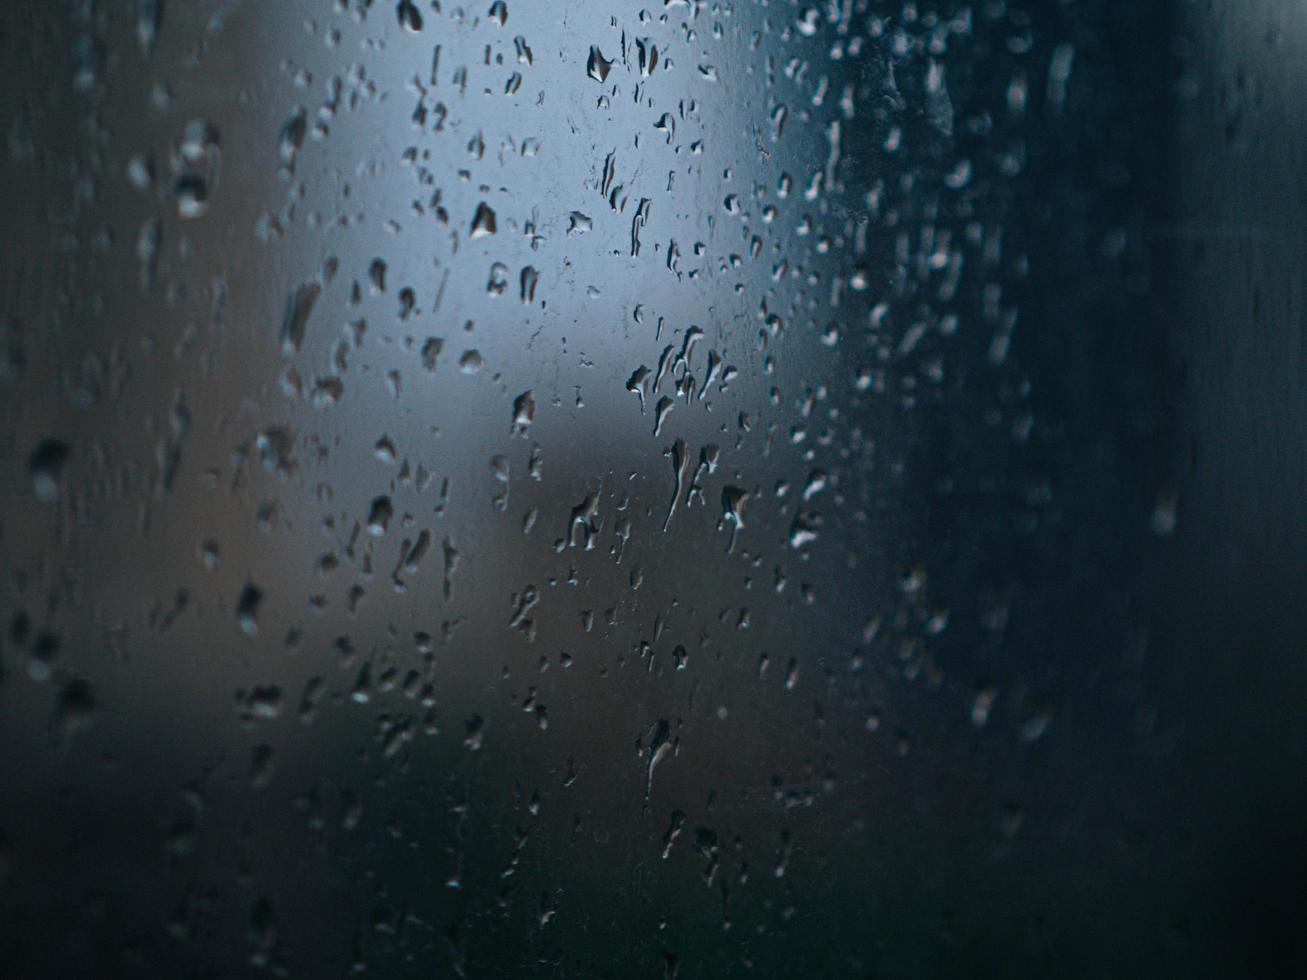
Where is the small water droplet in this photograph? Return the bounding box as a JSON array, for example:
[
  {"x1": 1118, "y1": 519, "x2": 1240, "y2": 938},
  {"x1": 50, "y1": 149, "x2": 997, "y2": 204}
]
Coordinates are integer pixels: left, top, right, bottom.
[
  {"x1": 470, "y1": 202, "x2": 497, "y2": 237},
  {"x1": 29, "y1": 439, "x2": 70, "y2": 502},
  {"x1": 280, "y1": 281, "x2": 321, "y2": 355},
  {"x1": 512, "y1": 391, "x2": 535, "y2": 434},
  {"x1": 367, "y1": 495, "x2": 394, "y2": 535},
  {"x1": 397, "y1": 1, "x2": 423, "y2": 34},
  {"x1": 237, "y1": 583, "x2": 263, "y2": 635}
]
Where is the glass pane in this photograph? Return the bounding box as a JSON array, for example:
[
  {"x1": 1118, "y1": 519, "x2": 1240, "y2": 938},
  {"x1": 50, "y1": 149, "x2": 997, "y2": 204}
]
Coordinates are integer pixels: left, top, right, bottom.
[{"x1": 3, "y1": 1, "x2": 1304, "y2": 976}]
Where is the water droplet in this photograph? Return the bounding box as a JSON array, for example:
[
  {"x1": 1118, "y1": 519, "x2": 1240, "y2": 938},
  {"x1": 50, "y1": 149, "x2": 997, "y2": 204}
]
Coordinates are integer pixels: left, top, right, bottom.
[
  {"x1": 29, "y1": 439, "x2": 70, "y2": 502},
  {"x1": 519, "y1": 266, "x2": 539, "y2": 304},
  {"x1": 721, "y1": 485, "x2": 749, "y2": 552},
  {"x1": 586, "y1": 46, "x2": 613, "y2": 83},
  {"x1": 512, "y1": 391, "x2": 535, "y2": 434},
  {"x1": 397, "y1": 1, "x2": 423, "y2": 34},
  {"x1": 369, "y1": 258, "x2": 387, "y2": 292},
  {"x1": 470, "y1": 202, "x2": 497, "y2": 237},
  {"x1": 421, "y1": 337, "x2": 443, "y2": 372},
  {"x1": 367, "y1": 495, "x2": 394, "y2": 535},
  {"x1": 280, "y1": 281, "x2": 321, "y2": 355},
  {"x1": 237, "y1": 583, "x2": 263, "y2": 636}
]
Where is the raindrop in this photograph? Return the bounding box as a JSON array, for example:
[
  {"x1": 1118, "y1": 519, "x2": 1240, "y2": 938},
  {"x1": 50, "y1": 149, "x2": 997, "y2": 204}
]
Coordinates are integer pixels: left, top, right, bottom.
[
  {"x1": 278, "y1": 108, "x2": 307, "y2": 165},
  {"x1": 368, "y1": 496, "x2": 394, "y2": 535},
  {"x1": 280, "y1": 281, "x2": 321, "y2": 355},
  {"x1": 512, "y1": 391, "x2": 535, "y2": 434},
  {"x1": 175, "y1": 175, "x2": 208, "y2": 218},
  {"x1": 470, "y1": 202, "x2": 497, "y2": 237},
  {"x1": 421, "y1": 337, "x2": 443, "y2": 372},
  {"x1": 586, "y1": 46, "x2": 613, "y2": 83},
  {"x1": 237, "y1": 584, "x2": 263, "y2": 636},
  {"x1": 29, "y1": 439, "x2": 70, "y2": 502},
  {"x1": 369, "y1": 258, "x2": 387, "y2": 292},
  {"x1": 520, "y1": 266, "x2": 539, "y2": 304},
  {"x1": 721, "y1": 486, "x2": 749, "y2": 552},
  {"x1": 397, "y1": 1, "x2": 423, "y2": 34},
  {"x1": 56, "y1": 678, "x2": 97, "y2": 741}
]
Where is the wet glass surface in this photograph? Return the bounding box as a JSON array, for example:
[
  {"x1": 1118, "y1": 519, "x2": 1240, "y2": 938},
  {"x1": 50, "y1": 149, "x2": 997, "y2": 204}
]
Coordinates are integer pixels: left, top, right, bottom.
[{"x1": 2, "y1": 1, "x2": 1306, "y2": 976}]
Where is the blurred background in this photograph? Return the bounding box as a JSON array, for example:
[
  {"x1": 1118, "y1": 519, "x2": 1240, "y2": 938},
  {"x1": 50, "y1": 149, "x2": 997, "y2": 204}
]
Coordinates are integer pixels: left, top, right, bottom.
[{"x1": 2, "y1": 0, "x2": 1305, "y2": 976}]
